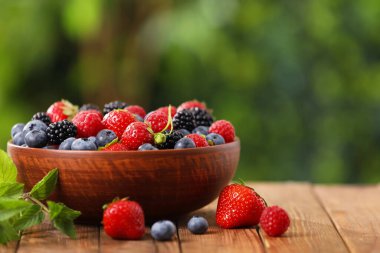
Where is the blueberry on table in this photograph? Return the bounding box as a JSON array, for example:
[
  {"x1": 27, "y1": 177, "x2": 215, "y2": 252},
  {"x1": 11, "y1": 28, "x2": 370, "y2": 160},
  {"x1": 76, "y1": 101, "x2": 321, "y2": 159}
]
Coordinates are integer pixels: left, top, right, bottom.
[
  {"x1": 192, "y1": 126, "x2": 209, "y2": 136},
  {"x1": 11, "y1": 123, "x2": 25, "y2": 138},
  {"x1": 138, "y1": 143, "x2": 158, "y2": 151},
  {"x1": 187, "y1": 216, "x2": 208, "y2": 234},
  {"x1": 151, "y1": 220, "x2": 176, "y2": 241},
  {"x1": 71, "y1": 138, "x2": 97, "y2": 150},
  {"x1": 24, "y1": 129, "x2": 48, "y2": 148},
  {"x1": 206, "y1": 133, "x2": 225, "y2": 146},
  {"x1": 59, "y1": 137, "x2": 76, "y2": 150},
  {"x1": 174, "y1": 137, "x2": 196, "y2": 149},
  {"x1": 96, "y1": 129, "x2": 117, "y2": 147}
]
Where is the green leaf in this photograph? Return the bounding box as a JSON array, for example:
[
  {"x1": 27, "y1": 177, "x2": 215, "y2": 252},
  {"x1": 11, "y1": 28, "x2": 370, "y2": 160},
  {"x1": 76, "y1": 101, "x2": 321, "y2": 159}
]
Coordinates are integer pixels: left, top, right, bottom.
[
  {"x1": 12, "y1": 204, "x2": 45, "y2": 231},
  {"x1": 30, "y1": 168, "x2": 58, "y2": 200},
  {"x1": 0, "y1": 150, "x2": 17, "y2": 183},
  {"x1": 0, "y1": 182, "x2": 24, "y2": 198},
  {"x1": 0, "y1": 220, "x2": 20, "y2": 245},
  {"x1": 0, "y1": 198, "x2": 31, "y2": 221},
  {"x1": 47, "y1": 201, "x2": 81, "y2": 239}
]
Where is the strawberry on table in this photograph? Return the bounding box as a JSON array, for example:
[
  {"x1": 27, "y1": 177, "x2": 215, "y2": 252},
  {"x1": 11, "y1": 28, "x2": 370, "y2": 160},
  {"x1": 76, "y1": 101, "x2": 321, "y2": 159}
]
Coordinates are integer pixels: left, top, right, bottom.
[
  {"x1": 209, "y1": 120, "x2": 235, "y2": 143},
  {"x1": 102, "y1": 109, "x2": 136, "y2": 139},
  {"x1": 72, "y1": 110, "x2": 105, "y2": 138},
  {"x1": 46, "y1": 99, "x2": 78, "y2": 123}
]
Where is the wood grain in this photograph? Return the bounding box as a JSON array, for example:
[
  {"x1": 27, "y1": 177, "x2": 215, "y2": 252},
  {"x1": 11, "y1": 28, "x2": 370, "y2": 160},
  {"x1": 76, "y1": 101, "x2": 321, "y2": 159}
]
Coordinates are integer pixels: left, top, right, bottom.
[
  {"x1": 314, "y1": 185, "x2": 380, "y2": 253},
  {"x1": 177, "y1": 200, "x2": 265, "y2": 253},
  {"x1": 253, "y1": 182, "x2": 349, "y2": 253},
  {"x1": 0, "y1": 241, "x2": 18, "y2": 253}
]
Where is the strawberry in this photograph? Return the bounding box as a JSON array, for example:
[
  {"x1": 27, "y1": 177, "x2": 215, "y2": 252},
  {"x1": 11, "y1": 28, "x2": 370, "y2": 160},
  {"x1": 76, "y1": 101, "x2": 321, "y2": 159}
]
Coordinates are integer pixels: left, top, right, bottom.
[
  {"x1": 121, "y1": 122, "x2": 153, "y2": 150},
  {"x1": 156, "y1": 106, "x2": 177, "y2": 118},
  {"x1": 209, "y1": 120, "x2": 235, "y2": 143},
  {"x1": 46, "y1": 99, "x2": 78, "y2": 123},
  {"x1": 72, "y1": 110, "x2": 105, "y2": 138},
  {"x1": 125, "y1": 105, "x2": 147, "y2": 119},
  {"x1": 101, "y1": 142, "x2": 129, "y2": 151},
  {"x1": 177, "y1": 100, "x2": 206, "y2": 112},
  {"x1": 144, "y1": 111, "x2": 169, "y2": 133},
  {"x1": 216, "y1": 184, "x2": 266, "y2": 228},
  {"x1": 102, "y1": 109, "x2": 136, "y2": 139},
  {"x1": 186, "y1": 134, "x2": 208, "y2": 147},
  {"x1": 103, "y1": 198, "x2": 145, "y2": 240},
  {"x1": 260, "y1": 206, "x2": 290, "y2": 237}
]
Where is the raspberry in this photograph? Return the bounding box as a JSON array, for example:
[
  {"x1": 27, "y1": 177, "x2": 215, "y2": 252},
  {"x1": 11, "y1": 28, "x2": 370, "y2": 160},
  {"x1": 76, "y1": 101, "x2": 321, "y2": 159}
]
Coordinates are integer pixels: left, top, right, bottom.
[
  {"x1": 125, "y1": 105, "x2": 147, "y2": 119},
  {"x1": 121, "y1": 122, "x2": 153, "y2": 150},
  {"x1": 156, "y1": 106, "x2": 177, "y2": 118},
  {"x1": 177, "y1": 100, "x2": 206, "y2": 112},
  {"x1": 101, "y1": 142, "x2": 129, "y2": 151},
  {"x1": 102, "y1": 109, "x2": 136, "y2": 139},
  {"x1": 259, "y1": 206, "x2": 290, "y2": 237},
  {"x1": 72, "y1": 110, "x2": 105, "y2": 138},
  {"x1": 186, "y1": 134, "x2": 208, "y2": 147},
  {"x1": 209, "y1": 120, "x2": 235, "y2": 143},
  {"x1": 144, "y1": 111, "x2": 169, "y2": 133}
]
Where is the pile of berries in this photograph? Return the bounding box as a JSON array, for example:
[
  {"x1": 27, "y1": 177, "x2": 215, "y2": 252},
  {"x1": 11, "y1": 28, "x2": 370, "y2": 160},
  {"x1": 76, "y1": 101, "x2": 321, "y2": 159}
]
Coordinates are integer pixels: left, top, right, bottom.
[{"x1": 11, "y1": 99, "x2": 236, "y2": 151}]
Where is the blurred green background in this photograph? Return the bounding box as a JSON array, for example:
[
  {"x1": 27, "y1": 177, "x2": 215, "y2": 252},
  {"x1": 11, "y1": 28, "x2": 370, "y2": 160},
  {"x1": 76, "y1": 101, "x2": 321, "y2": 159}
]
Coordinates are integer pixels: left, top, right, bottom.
[{"x1": 1, "y1": 0, "x2": 380, "y2": 183}]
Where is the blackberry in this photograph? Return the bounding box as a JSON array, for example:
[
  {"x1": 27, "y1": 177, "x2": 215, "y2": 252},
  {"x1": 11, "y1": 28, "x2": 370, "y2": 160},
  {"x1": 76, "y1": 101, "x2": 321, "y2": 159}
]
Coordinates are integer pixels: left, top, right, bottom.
[
  {"x1": 190, "y1": 108, "x2": 213, "y2": 127},
  {"x1": 46, "y1": 120, "x2": 77, "y2": 145},
  {"x1": 32, "y1": 112, "x2": 51, "y2": 126},
  {"x1": 103, "y1": 100, "x2": 128, "y2": 115},
  {"x1": 156, "y1": 130, "x2": 185, "y2": 149},
  {"x1": 173, "y1": 109, "x2": 196, "y2": 132},
  {"x1": 79, "y1": 103, "x2": 100, "y2": 112}
]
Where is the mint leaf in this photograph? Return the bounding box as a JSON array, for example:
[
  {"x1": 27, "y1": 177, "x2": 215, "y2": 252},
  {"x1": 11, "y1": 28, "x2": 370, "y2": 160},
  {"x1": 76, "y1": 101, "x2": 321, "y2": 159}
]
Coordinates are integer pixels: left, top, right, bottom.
[
  {"x1": 0, "y1": 150, "x2": 17, "y2": 183},
  {"x1": 0, "y1": 198, "x2": 31, "y2": 221},
  {"x1": 30, "y1": 168, "x2": 58, "y2": 200},
  {"x1": 47, "y1": 201, "x2": 81, "y2": 239},
  {"x1": 0, "y1": 220, "x2": 19, "y2": 245},
  {"x1": 12, "y1": 204, "x2": 44, "y2": 231},
  {"x1": 0, "y1": 182, "x2": 24, "y2": 198}
]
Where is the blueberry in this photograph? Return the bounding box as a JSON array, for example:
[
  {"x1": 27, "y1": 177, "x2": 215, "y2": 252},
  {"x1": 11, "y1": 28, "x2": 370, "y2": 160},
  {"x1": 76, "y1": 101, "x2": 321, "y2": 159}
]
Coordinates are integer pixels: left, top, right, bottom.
[
  {"x1": 22, "y1": 120, "x2": 47, "y2": 137},
  {"x1": 192, "y1": 126, "x2": 209, "y2": 135},
  {"x1": 206, "y1": 133, "x2": 225, "y2": 146},
  {"x1": 138, "y1": 143, "x2": 158, "y2": 151},
  {"x1": 71, "y1": 138, "x2": 97, "y2": 150},
  {"x1": 174, "y1": 137, "x2": 196, "y2": 149},
  {"x1": 88, "y1": 136, "x2": 98, "y2": 147},
  {"x1": 96, "y1": 129, "x2": 117, "y2": 147},
  {"x1": 59, "y1": 137, "x2": 76, "y2": 150},
  {"x1": 24, "y1": 130, "x2": 48, "y2": 148},
  {"x1": 151, "y1": 220, "x2": 176, "y2": 241},
  {"x1": 187, "y1": 216, "x2": 208, "y2": 234},
  {"x1": 43, "y1": 145, "x2": 58, "y2": 149},
  {"x1": 11, "y1": 123, "x2": 25, "y2": 138},
  {"x1": 13, "y1": 132, "x2": 26, "y2": 146},
  {"x1": 177, "y1": 129, "x2": 190, "y2": 136}
]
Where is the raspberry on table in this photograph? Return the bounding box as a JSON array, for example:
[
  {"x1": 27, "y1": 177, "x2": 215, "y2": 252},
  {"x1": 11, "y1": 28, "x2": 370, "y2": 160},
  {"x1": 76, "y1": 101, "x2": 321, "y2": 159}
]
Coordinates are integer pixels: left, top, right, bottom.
[{"x1": 259, "y1": 206, "x2": 290, "y2": 237}]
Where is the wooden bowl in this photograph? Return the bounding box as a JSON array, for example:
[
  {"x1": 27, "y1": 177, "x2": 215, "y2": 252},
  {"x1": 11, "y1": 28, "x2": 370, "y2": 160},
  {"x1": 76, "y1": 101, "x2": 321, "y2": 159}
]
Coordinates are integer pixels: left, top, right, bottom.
[{"x1": 7, "y1": 140, "x2": 240, "y2": 224}]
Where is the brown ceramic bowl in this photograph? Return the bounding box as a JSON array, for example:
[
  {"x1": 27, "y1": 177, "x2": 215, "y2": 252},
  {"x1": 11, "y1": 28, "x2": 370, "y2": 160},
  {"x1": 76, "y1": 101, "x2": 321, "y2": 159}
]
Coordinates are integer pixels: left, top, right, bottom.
[{"x1": 7, "y1": 139, "x2": 240, "y2": 224}]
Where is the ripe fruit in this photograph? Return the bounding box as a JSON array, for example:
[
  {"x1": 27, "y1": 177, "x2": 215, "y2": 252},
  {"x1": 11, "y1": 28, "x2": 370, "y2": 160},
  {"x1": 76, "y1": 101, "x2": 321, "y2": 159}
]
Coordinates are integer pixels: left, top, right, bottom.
[
  {"x1": 190, "y1": 108, "x2": 213, "y2": 127},
  {"x1": 101, "y1": 142, "x2": 129, "y2": 151},
  {"x1": 144, "y1": 111, "x2": 169, "y2": 133},
  {"x1": 174, "y1": 137, "x2": 196, "y2": 149},
  {"x1": 23, "y1": 120, "x2": 47, "y2": 137},
  {"x1": 12, "y1": 132, "x2": 25, "y2": 146},
  {"x1": 156, "y1": 106, "x2": 177, "y2": 117},
  {"x1": 24, "y1": 130, "x2": 48, "y2": 148},
  {"x1": 125, "y1": 105, "x2": 146, "y2": 119},
  {"x1": 260, "y1": 206, "x2": 290, "y2": 237},
  {"x1": 71, "y1": 138, "x2": 97, "y2": 150},
  {"x1": 206, "y1": 133, "x2": 225, "y2": 146},
  {"x1": 186, "y1": 134, "x2": 208, "y2": 147},
  {"x1": 103, "y1": 100, "x2": 128, "y2": 115},
  {"x1": 102, "y1": 109, "x2": 136, "y2": 139},
  {"x1": 209, "y1": 120, "x2": 235, "y2": 143},
  {"x1": 79, "y1": 103, "x2": 100, "y2": 112},
  {"x1": 46, "y1": 99, "x2": 78, "y2": 123},
  {"x1": 173, "y1": 109, "x2": 196, "y2": 132},
  {"x1": 177, "y1": 100, "x2": 206, "y2": 112},
  {"x1": 192, "y1": 126, "x2": 209, "y2": 135},
  {"x1": 11, "y1": 123, "x2": 25, "y2": 138},
  {"x1": 187, "y1": 216, "x2": 208, "y2": 234},
  {"x1": 155, "y1": 130, "x2": 184, "y2": 150},
  {"x1": 31, "y1": 112, "x2": 51, "y2": 126},
  {"x1": 121, "y1": 122, "x2": 153, "y2": 150},
  {"x1": 216, "y1": 184, "x2": 266, "y2": 229},
  {"x1": 59, "y1": 137, "x2": 76, "y2": 150},
  {"x1": 46, "y1": 120, "x2": 77, "y2": 145},
  {"x1": 150, "y1": 220, "x2": 176, "y2": 241},
  {"x1": 103, "y1": 199, "x2": 145, "y2": 240},
  {"x1": 72, "y1": 110, "x2": 105, "y2": 138},
  {"x1": 96, "y1": 129, "x2": 117, "y2": 147},
  {"x1": 138, "y1": 143, "x2": 158, "y2": 151}
]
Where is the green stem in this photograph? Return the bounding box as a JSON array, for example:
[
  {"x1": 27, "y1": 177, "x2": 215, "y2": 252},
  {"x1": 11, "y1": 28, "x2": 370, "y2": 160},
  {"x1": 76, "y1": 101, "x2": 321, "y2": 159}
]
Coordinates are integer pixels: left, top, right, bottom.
[{"x1": 22, "y1": 193, "x2": 49, "y2": 214}]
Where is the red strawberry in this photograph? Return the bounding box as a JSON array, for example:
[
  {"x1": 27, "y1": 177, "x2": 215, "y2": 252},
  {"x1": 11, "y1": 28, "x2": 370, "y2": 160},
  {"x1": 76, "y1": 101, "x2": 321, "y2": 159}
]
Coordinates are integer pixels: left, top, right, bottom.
[
  {"x1": 186, "y1": 134, "x2": 208, "y2": 147},
  {"x1": 209, "y1": 120, "x2": 235, "y2": 143},
  {"x1": 47, "y1": 99, "x2": 78, "y2": 123},
  {"x1": 120, "y1": 122, "x2": 153, "y2": 150},
  {"x1": 103, "y1": 198, "x2": 145, "y2": 240},
  {"x1": 216, "y1": 184, "x2": 266, "y2": 228},
  {"x1": 156, "y1": 106, "x2": 177, "y2": 118},
  {"x1": 101, "y1": 142, "x2": 129, "y2": 151},
  {"x1": 125, "y1": 105, "x2": 146, "y2": 119},
  {"x1": 144, "y1": 111, "x2": 169, "y2": 133},
  {"x1": 260, "y1": 206, "x2": 290, "y2": 237},
  {"x1": 177, "y1": 100, "x2": 206, "y2": 112},
  {"x1": 102, "y1": 109, "x2": 136, "y2": 139},
  {"x1": 72, "y1": 110, "x2": 105, "y2": 138}
]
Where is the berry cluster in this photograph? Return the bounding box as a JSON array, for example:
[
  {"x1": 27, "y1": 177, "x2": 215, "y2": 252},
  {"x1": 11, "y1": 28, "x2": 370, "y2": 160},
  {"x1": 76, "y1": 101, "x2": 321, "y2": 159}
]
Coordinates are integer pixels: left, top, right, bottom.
[{"x1": 11, "y1": 99, "x2": 236, "y2": 151}]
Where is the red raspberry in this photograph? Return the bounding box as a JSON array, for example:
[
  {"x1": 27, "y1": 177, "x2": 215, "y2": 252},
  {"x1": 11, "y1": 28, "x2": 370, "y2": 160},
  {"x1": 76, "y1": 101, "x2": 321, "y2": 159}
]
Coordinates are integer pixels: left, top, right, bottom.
[
  {"x1": 103, "y1": 199, "x2": 145, "y2": 240},
  {"x1": 260, "y1": 206, "x2": 290, "y2": 237},
  {"x1": 101, "y1": 142, "x2": 129, "y2": 151},
  {"x1": 177, "y1": 100, "x2": 206, "y2": 112},
  {"x1": 47, "y1": 99, "x2": 78, "y2": 122},
  {"x1": 209, "y1": 120, "x2": 235, "y2": 143},
  {"x1": 125, "y1": 105, "x2": 146, "y2": 119},
  {"x1": 156, "y1": 106, "x2": 177, "y2": 118},
  {"x1": 186, "y1": 134, "x2": 208, "y2": 147},
  {"x1": 72, "y1": 110, "x2": 105, "y2": 138},
  {"x1": 121, "y1": 122, "x2": 153, "y2": 150},
  {"x1": 144, "y1": 111, "x2": 169, "y2": 133},
  {"x1": 102, "y1": 110, "x2": 136, "y2": 139}
]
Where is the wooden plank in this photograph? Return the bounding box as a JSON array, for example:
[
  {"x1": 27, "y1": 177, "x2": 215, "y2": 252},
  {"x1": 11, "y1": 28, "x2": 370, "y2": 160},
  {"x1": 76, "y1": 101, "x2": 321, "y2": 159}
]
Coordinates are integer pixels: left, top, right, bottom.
[
  {"x1": 314, "y1": 185, "x2": 380, "y2": 253},
  {"x1": 177, "y1": 200, "x2": 265, "y2": 253},
  {"x1": 0, "y1": 241, "x2": 18, "y2": 253},
  {"x1": 17, "y1": 222, "x2": 99, "y2": 253},
  {"x1": 252, "y1": 182, "x2": 349, "y2": 253}
]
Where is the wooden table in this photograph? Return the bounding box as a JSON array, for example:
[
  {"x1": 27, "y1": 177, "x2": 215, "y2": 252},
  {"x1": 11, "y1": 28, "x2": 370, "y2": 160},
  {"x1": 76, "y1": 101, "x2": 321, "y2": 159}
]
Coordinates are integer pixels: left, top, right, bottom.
[{"x1": 1, "y1": 182, "x2": 380, "y2": 253}]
